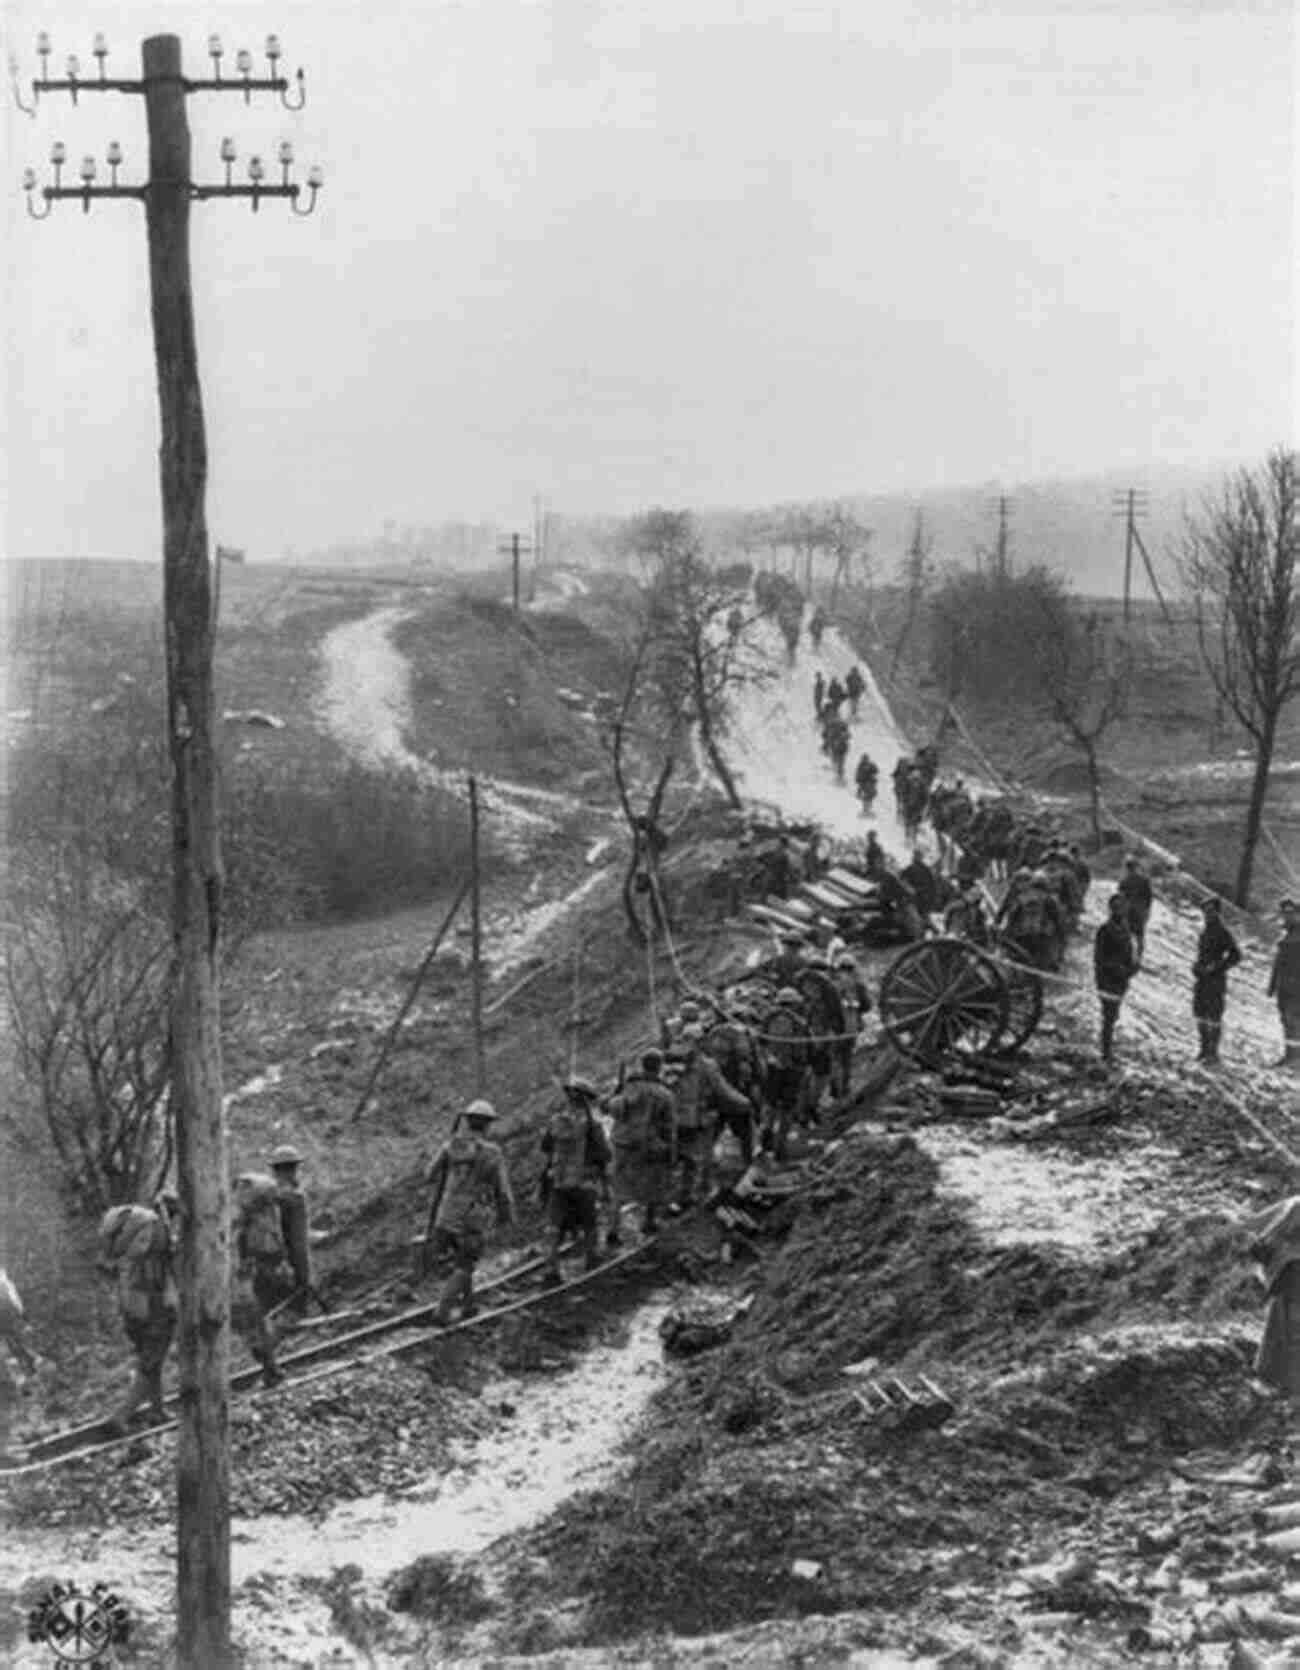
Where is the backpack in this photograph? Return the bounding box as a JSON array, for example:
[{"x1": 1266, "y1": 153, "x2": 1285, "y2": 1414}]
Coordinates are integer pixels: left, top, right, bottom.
[
  {"x1": 235, "y1": 1175, "x2": 284, "y2": 1263},
  {"x1": 548, "y1": 1106, "x2": 594, "y2": 1190},
  {"x1": 98, "y1": 1204, "x2": 160, "y2": 1268}
]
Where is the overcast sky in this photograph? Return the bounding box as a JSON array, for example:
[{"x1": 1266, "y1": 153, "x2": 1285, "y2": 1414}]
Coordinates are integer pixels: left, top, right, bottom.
[{"x1": 2, "y1": 0, "x2": 1295, "y2": 561}]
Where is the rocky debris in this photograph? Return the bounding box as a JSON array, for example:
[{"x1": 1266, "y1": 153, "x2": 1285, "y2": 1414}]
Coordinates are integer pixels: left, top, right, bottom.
[
  {"x1": 4, "y1": 1361, "x2": 496, "y2": 1529},
  {"x1": 659, "y1": 1293, "x2": 755, "y2": 1359}
]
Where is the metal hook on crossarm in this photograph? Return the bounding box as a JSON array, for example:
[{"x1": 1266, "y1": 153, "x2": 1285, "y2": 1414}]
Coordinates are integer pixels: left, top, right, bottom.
[
  {"x1": 280, "y1": 66, "x2": 305, "y2": 111},
  {"x1": 8, "y1": 54, "x2": 37, "y2": 115}
]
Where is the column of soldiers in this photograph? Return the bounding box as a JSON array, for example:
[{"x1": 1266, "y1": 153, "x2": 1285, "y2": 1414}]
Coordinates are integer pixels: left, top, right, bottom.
[{"x1": 92, "y1": 1143, "x2": 314, "y2": 1433}]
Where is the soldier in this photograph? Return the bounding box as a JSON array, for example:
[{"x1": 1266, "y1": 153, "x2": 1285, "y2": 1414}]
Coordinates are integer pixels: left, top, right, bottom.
[
  {"x1": 231, "y1": 1172, "x2": 292, "y2": 1386},
  {"x1": 813, "y1": 671, "x2": 826, "y2": 719},
  {"x1": 268, "y1": 1144, "x2": 312, "y2": 1318},
  {"x1": 1068, "y1": 843, "x2": 1092, "y2": 903},
  {"x1": 759, "y1": 992, "x2": 814, "y2": 1158},
  {"x1": 943, "y1": 878, "x2": 989, "y2": 945},
  {"x1": 0, "y1": 1268, "x2": 37, "y2": 1463},
  {"x1": 845, "y1": 663, "x2": 866, "y2": 715},
  {"x1": 824, "y1": 674, "x2": 846, "y2": 714},
  {"x1": 97, "y1": 1199, "x2": 178, "y2": 1431},
  {"x1": 673, "y1": 1023, "x2": 757, "y2": 1207},
  {"x1": 1117, "y1": 854, "x2": 1154, "y2": 970},
  {"x1": 1268, "y1": 900, "x2": 1300, "y2": 1069},
  {"x1": 901, "y1": 849, "x2": 940, "y2": 919},
  {"x1": 605, "y1": 1049, "x2": 677, "y2": 1244},
  {"x1": 854, "y1": 752, "x2": 878, "y2": 807},
  {"x1": 1094, "y1": 894, "x2": 1138, "y2": 1063},
  {"x1": 766, "y1": 928, "x2": 809, "y2": 986},
  {"x1": 1192, "y1": 896, "x2": 1242, "y2": 1065},
  {"x1": 830, "y1": 954, "x2": 872, "y2": 1098},
  {"x1": 863, "y1": 829, "x2": 888, "y2": 882},
  {"x1": 661, "y1": 996, "x2": 702, "y2": 1053},
  {"x1": 539, "y1": 1077, "x2": 613, "y2": 1279},
  {"x1": 422, "y1": 1099, "x2": 516, "y2": 1323}
]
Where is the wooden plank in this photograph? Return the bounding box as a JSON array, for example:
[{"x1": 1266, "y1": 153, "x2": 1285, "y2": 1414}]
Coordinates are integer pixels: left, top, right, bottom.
[{"x1": 826, "y1": 868, "x2": 875, "y2": 899}]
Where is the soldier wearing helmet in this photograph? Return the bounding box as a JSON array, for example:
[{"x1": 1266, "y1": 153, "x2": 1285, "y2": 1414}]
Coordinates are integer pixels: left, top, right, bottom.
[
  {"x1": 605, "y1": 1048, "x2": 677, "y2": 1243},
  {"x1": 230, "y1": 1172, "x2": 292, "y2": 1387},
  {"x1": 672, "y1": 1022, "x2": 756, "y2": 1208},
  {"x1": 96, "y1": 1200, "x2": 178, "y2": 1430},
  {"x1": 268, "y1": 1143, "x2": 312, "y2": 1319},
  {"x1": 422, "y1": 1098, "x2": 515, "y2": 1324},
  {"x1": 539, "y1": 1076, "x2": 614, "y2": 1280}
]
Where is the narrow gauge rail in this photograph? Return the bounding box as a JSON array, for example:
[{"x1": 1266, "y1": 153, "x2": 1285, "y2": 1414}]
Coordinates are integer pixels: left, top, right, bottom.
[{"x1": 2, "y1": 1240, "x2": 657, "y2": 1480}]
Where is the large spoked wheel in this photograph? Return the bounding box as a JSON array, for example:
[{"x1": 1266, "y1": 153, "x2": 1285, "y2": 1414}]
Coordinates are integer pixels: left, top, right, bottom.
[
  {"x1": 993, "y1": 937, "x2": 1045, "y2": 1055},
  {"x1": 879, "y1": 937, "x2": 1009, "y2": 1065}
]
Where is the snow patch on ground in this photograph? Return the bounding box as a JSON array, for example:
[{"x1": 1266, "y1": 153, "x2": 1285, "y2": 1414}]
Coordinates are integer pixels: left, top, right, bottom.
[{"x1": 0, "y1": 1300, "x2": 671, "y2": 1666}]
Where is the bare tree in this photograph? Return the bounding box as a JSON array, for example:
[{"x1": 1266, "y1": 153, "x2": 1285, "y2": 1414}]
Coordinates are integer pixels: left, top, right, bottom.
[
  {"x1": 610, "y1": 509, "x2": 776, "y2": 814},
  {"x1": 1181, "y1": 450, "x2": 1299, "y2": 906},
  {"x1": 889, "y1": 509, "x2": 933, "y2": 683},
  {"x1": 1029, "y1": 601, "x2": 1133, "y2": 850},
  {"x1": 6, "y1": 875, "x2": 174, "y2": 1215}
]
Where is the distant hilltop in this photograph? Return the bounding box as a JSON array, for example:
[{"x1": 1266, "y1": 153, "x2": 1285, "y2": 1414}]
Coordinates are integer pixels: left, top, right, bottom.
[{"x1": 292, "y1": 460, "x2": 1234, "y2": 599}]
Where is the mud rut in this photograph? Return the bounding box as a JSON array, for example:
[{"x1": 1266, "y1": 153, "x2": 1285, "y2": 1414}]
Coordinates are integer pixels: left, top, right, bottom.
[{"x1": 6, "y1": 594, "x2": 1300, "y2": 1666}]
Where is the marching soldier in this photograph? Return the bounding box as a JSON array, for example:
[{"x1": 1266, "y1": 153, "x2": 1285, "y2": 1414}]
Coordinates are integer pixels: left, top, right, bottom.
[
  {"x1": 673, "y1": 1024, "x2": 756, "y2": 1207},
  {"x1": 97, "y1": 1198, "x2": 178, "y2": 1431},
  {"x1": 830, "y1": 953, "x2": 872, "y2": 1098},
  {"x1": 605, "y1": 1050, "x2": 677, "y2": 1243},
  {"x1": 268, "y1": 1144, "x2": 312, "y2": 1317},
  {"x1": 231, "y1": 1172, "x2": 292, "y2": 1386},
  {"x1": 539, "y1": 1077, "x2": 613, "y2": 1280},
  {"x1": 423, "y1": 1098, "x2": 516, "y2": 1323},
  {"x1": 0, "y1": 1268, "x2": 37, "y2": 1463}
]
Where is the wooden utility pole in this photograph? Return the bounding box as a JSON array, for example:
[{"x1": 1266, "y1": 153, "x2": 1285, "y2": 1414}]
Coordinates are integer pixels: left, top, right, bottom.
[
  {"x1": 468, "y1": 774, "x2": 486, "y2": 1091},
  {"x1": 497, "y1": 531, "x2": 533, "y2": 613},
  {"x1": 1112, "y1": 487, "x2": 1172, "y2": 627},
  {"x1": 16, "y1": 32, "x2": 322, "y2": 1666},
  {"x1": 142, "y1": 38, "x2": 230, "y2": 1667}
]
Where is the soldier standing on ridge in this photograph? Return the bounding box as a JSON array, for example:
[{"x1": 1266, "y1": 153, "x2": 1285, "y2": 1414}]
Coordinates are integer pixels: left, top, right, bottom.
[
  {"x1": 423, "y1": 1098, "x2": 516, "y2": 1322},
  {"x1": 1118, "y1": 854, "x2": 1154, "y2": 970},
  {"x1": 1268, "y1": 900, "x2": 1300, "y2": 1069},
  {"x1": 1192, "y1": 897, "x2": 1242, "y2": 1065},
  {"x1": 1094, "y1": 894, "x2": 1138, "y2": 1064}
]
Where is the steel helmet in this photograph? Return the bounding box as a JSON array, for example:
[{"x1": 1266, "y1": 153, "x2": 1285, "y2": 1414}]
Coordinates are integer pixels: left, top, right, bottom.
[
  {"x1": 564, "y1": 1075, "x2": 600, "y2": 1102},
  {"x1": 464, "y1": 1098, "x2": 498, "y2": 1122},
  {"x1": 775, "y1": 986, "x2": 803, "y2": 1006},
  {"x1": 641, "y1": 1047, "x2": 665, "y2": 1074},
  {"x1": 679, "y1": 999, "x2": 701, "y2": 1020},
  {"x1": 680, "y1": 1023, "x2": 705, "y2": 1045},
  {"x1": 269, "y1": 1143, "x2": 302, "y2": 1168}
]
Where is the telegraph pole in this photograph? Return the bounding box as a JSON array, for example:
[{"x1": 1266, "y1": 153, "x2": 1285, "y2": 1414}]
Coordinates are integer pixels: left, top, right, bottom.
[
  {"x1": 994, "y1": 494, "x2": 1012, "y2": 579},
  {"x1": 1111, "y1": 487, "x2": 1172, "y2": 626},
  {"x1": 16, "y1": 31, "x2": 322, "y2": 1668},
  {"x1": 468, "y1": 773, "x2": 486, "y2": 1093},
  {"x1": 497, "y1": 530, "x2": 533, "y2": 613}
]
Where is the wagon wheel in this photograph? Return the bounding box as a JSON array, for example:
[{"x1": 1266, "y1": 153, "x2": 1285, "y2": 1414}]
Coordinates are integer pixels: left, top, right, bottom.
[
  {"x1": 879, "y1": 936, "x2": 1009, "y2": 1065},
  {"x1": 993, "y1": 937, "x2": 1045, "y2": 1056}
]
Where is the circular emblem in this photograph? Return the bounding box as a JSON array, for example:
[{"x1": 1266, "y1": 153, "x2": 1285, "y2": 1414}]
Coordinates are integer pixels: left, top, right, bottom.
[{"x1": 27, "y1": 1581, "x2": 130, "y2": 1667}]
